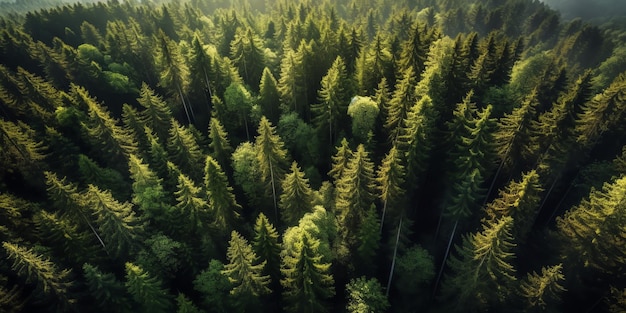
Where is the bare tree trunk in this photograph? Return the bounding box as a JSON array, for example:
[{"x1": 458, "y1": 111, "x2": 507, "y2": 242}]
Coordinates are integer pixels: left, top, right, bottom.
[
  {"x1": 432, "y1": 220, "x2": 458, "y2": 297},
  {"x1": 386, "y1": 217, "x2": 403, "y2": 297}
]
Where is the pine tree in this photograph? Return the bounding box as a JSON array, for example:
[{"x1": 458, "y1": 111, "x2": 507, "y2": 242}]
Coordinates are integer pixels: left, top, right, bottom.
[
  {"x1": 376, "y1": 146, "x2": 405, "y2": 230},
  {"x1": 357, "y1": 205, "x2": 381, "y2": 274},
  {"x1": 74, "y1": 84, "x2": 137, "y2": 168},
  {"x1": 204, "y1": 156, "x2": 241, "y2": 232},
  {"x1": 557, "y1": 175, "x2": 626, "y2": 274},
  {"x1": 384, "y1": 66, "x2": 417, "y2": 143},
  {"x1": 252, "y1": 213, "x2": 281, "y2": 284},
  {"x1": 167, "y1": 118, "x2": 204, "y2": 181},
  {"x1": 484, "y1": 170, "x2": 543, "y2": 242},
  {"x1": 257, "y1": 67, "x2": 281, "y2": 123},
  {"x1": 335, "y1": 144, "x2": 376, "y2": 247},
  {"x1": 312, "y1": 56, "x2": 351, "y2": 145},
  {"x1": 128, "y1": 154, "x2": 170, "y2": 224},
  {"x1": 175, "y1": 172, "x2": 209, "y2": 234},
  {"x1": 230, "y1": 27, "x2": 266, "y2": 89},
  {"x1": 0, "y1": 118, "x2": 46, "y2": 178},
  {"x1": 281, "y1": 232, "x2": 335, "y2": 313},
  {"x1": 78, "y1": 154, "x2": 128, "y2": 200},
  {"x1": 2, "y1": 242, "x2": 74, "y2": 309},
  {"x1": 441, "y1": 216, "x2": 517, "y2": 312},
  {"x1": 144, "y1": 126, "x2": 170, "y2": 181},
  {"x1": 397, "y1": 22, "x2": 429, "y2": 76},
  {"x1": 255, "y1": 116, "x2": 289, "y2": 221},
  {"x1": 575, "y1": 72, "x2": 626, "y2": 149},
  {"x1": 207, "y1": 117, "x2": 233, "y2": 172},
  {"x1": 519, "y1": 264, "x2": 566, "y2": 311},
  {"x1": 278, "y1": 48, "x2": 305, "y2": 116},
  {"x1": 44, "y1": 171, "x2": 91, "y2": 227},
  {"x1": 137, "y1": 83, "x2": 173, "y2": 145},
  {"x1": 122, "y1": 103, "x2": 149, "y2": 155},
  {"x1": 188, "y1": 35, "x2": 214, "y2": 109},
  {"x1": 84, "y1": 184, "x2": 144, "y2": 258},
  {"x1": 328, "y1": 137, "x2": 353, "y2": 184},
  {"x1": 193, "y1": 259, "x2": 232, "y2": 312},
  {"x1": 155, "y1": 29, "x2": 194, "y2": 124},
  {"x1": 176, "y1": 293, "x2": 206, "y2": 313},
  {"x1": 125, "y1": 262, "x2": 173, "y2": 313},
  {"x1": 34, "y1": 210, "x2": 97, "y2": 265},
  {"x1": 279, "y1": 161, "x2": 314, "y2": 226},
  {"x1": 222, "y1": 231, "x2": 271, "y2": 311},
  {"x1": 83, "y1": 263, "x2": 132, "y2": 312}
]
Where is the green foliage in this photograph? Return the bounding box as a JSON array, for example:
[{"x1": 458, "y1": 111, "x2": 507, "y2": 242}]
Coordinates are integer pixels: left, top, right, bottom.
[
  {"x1": 347, "y1": 96, "x2": 379, "y2": 143},
  {"x1": 167, "y1": 118, "x2": 204, "y2": 180},
  {"x1": 256, "y1": 116, "x2": 289, "y2": 220},
  {"x1": 3, "y1": 241, "x2": 74, "y2": 309},
  {"x1": 174, "y1": 172, "x2": 209, "y2": 234},
  {"x1": 257, "y1": 67, "x2": 281, "y2": 123},
  {"x1": 207, "y1": 117, "x2": 233, "y2": 170},
  {"x1": 519, "y1": 264, "x2": 566, "y2": 311},
  {"x1": 395, "y1": 245, "x2": 435, "y2": 292},
  {"x1": 204, "y1": 156, "x2": 241, "y2": 232},
  {"x1": 176, "y1": 293, "x2": 205, "y2": 313},
  {"x1": 252, "y1": 213, "x2": 281, "y2": 280},
  {"x1": 193, "y1": 259, "x2": 231, "y2": 312},
  {"x1": 345, "y1": 276, "x2": 389, "y2": 313},
  {"x1": 281, "y1": 232, "x2": 335, "y2": 313},
  {"x1": 125, "y1": 262, "x2": 173, "y2": 313},
  {"x1": 280, "y1": 161, "x2": 314, "y2": 226},
  {"x1": 83, "y1": 263, "x2": 132, "y2": 312},
  {"x1": 78, "y1": 153, "x2": 128, "y2": 200},
  {"x1": 222, "y1": 231, "x2": 271, "y2": 311},
  {"x1": 312, "y1": 56, "x2": 351, "y2": 144}
]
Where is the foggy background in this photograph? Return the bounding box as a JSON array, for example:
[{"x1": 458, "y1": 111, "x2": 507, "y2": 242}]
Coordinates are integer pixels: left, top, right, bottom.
[{"x1": 541, "y1": 0, "x2": 626, "y2": 20}]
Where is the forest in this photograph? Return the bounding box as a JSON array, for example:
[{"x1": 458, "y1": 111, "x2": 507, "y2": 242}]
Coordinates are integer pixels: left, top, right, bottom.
[{"x1": 0, "y1": 0, "x2": 626, "y2": 312}]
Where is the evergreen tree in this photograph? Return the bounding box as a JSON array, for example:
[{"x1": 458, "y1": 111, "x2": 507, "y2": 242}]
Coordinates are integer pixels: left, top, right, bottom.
[
  {"x1": 384, "y1": 66, "x2": 417, "y2": 143},
  {"x1": 222, "y1": 231, "x2": 271, "y2": 311},
  {"x1": 557, "y1": 175, "x2": 626, "y2": 275},
  {"x1": 335, "y1": 144, "x2": 376, "y2": 247},
  {"x1": 188, "y1": 35, "x2": 214, "y2": 109},
  {"x1": 519, "y1": 264, "x2": 566, "y2": 311},
  {"x1": 128, "y1": 154, "x2": 170, "y2": 225},
  {"x1": 279, "y1": 161, "x2": 314, "y2": 226},
  {"x1": 484, "y1": 170, "x2": 543, "y2": 242},
  {"x1": 2, "y1": 242, "x2": 74, "y2": 309},
  {"x1": 137, "y1": 83, "x2": 173, "y2": 145},
  {"x1": 193, "y1": 260, "x2": 231, "y2": 312},
  {"x1": 35, "y1": 210, "x2": 97, "y2": 266},
  {"x1": 356, "y1": 205, "x2": 381, "y2": 274},
  {"x1": 281, "y1": 232, "x2": 335, "y2": 313},
  {"x1": 345, "y1": 276, "x2": 389, "y2": 313},
  {"x1": 312, "y1": 56, "x2": 351, "y2": 145},
  {"x1": 252, "y1": 213, "x2": 281, "y2": 284},
  {"x1": 328, "y1": 137, "x2": 353, "y2": 184},
  {"x1": 376, "y1": 146, "x2": 405, "y2": 231},
  {"x1": 257, "y1": 67, "x2": 281, "y2": 123},
  {"x1": 204, "y1": 156, "x2": 241, "y2": 232},
  {"x1": 84, "y1": 184, "x2": 144, "y2": 258},
  {"x1": 441, "y1": 216, "x2": 517, "y2": 312},
  {"x1": 175, "y1": 172, "x2": 209, "y2": 235},
  {"x1": 207, "y1": 117, "x2": 233, "y2": 173},
  {"x1": 176, "y1": 293, "x2": 206, "y2": 313},
  {"x1": 83, "y1": 263, "x2": 132, "y2": 312},
  {"x1": 255, "y1": 116, "x2": 289, "y2": 221},
  {"x1": 125, "y1": 262, "x2": 173, "y2": 313},
  {"x1": 278, "y1": 48, "x2": 305, "y2": 116},
  {"x1": 230, "y1": 27, "x2": 266, "y2": 89},
  {"x1": 167, "y1": 118, "x2": 204, "y2": 181},
  {"x1": 78, "y1": 153, "x2": 128, "y2": 200}
]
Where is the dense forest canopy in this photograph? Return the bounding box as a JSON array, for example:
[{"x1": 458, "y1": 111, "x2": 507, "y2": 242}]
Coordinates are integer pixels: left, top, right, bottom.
[{"x1": 1, "y1": 0, "x2": 626, "y2": 312}]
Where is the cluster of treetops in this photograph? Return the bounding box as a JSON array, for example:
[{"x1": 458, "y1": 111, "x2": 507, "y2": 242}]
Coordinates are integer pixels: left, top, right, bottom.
[{"x1": 1, "y1": 0, "x2": 626, "y2": 312}]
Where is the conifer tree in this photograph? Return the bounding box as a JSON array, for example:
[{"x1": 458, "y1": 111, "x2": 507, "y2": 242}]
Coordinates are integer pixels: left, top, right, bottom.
[
  {"x1": 176, "y1": 293, "x2": 206, "y2": 313},
  {"x1": 278, "y1": 48, "x2": 305, "y2": 116},
  {"x1": 222, "y1": 231, "x2": 271, "y2": 311},
  {"x1": 335, "y1": 144, "x2": 376, "y2": 247},
  {"x1": 74, "y1": 84, "x2": 137, "y2": 167},
  {"x1": 252, "y1": 213, "x2": 281, "y2": 283},
  {"x1": 255, "y1": 116, "x2": 289, "y2": 221},
  {"x1": 125, "y1": 262, "x2": 173, "y2": 313},
  {"x1": 397, "y1": 22, "x2": 429, "y2": 76},
  {"x1": 357, "y1": 205, "x2": 381, "y2": 274},
  {"x1": 575, "y1": 72, "x2": 626, "y2": 150},
  {"x1": 204, "y1": 156, "x2": 241, "y2": 232},
  {"x1": 188, "y1": 35, "x2": 214, "y2": 107},
  {"x1": 167, "y1": 118, "x2": 204, "y2": 180},
  {"x1": 328, "y1": 137, "x2": 353, "y2": 184},
  {"x1": 83, "y1": 263, "x2": 132, "y2": 312},
  {"x1": 78, "y1": 154, "x2": 128, "y2": 200},
  {"x1": 484, "y1": 170, "x2": 543, "y2": 242},
  {"x1": 519, "y1": 264, "x2": 566, "y2": 311},
  {"x1": 2, "y1": 242, "x2": 74, "y2": 309},
  {"x1": 557, "y1": 175, "x2": 626, "y2": 274},
  {"x1": 257, "y1": 67, "x2": 281, "y2": 123},
  {"x1": 175, "y1": 172, "x2": 209, "y2": 234},
  {"x1": 35, "y1": 210, "x2": 97, "y2": 265},
  {"x1": 312, "y1": 56, "x2": 350, "y2": 144},
  {"x1": 0, "y1": 118, "x2": 46, "y2": 176},
  {"x1": 281, "y1": 232, "x2": 335, "y2": 313},
  {"x1": 155, "y1": 29, "x2": 194, "y2": 123},
  {"x1": 230, "y1": 27, "x2": 266, "y2": 89},
  {"x1": 441, "y1": 216, "x2": 517, "y2": 312},
  {"x1": 384, "y1": 66, "x2": 416, "y2": 141},
  {"x1": 137, "y1": 83, "x2": 173, "y2": 145},
  {"x1": 84, "y1": 184, "x2": 144, "y2": 258},
  {"x1": 279, "y1": 161, "x2": 314, "y2": 226},
  {"x1": 207, "y1": 117, "x2": 233, "y2": 172},
  {"x1": 376, "y1": 146, "x2": 405, "y2": 231},
  {"x1": 128, "y1": 154, "x2": 170, "y2": 223},
  {"x1": 144, "y1": 126, "x2": 170, "y2": 181},
  {"x1": 345, "y1": 277, "x2": 389, "y2": 313}
]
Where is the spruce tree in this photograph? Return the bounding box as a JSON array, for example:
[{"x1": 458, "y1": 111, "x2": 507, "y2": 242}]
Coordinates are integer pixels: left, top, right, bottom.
[
  {"x1": 230, "y1": 27, "x2": 266, "y2": 89},
  {"x1": 384, "y1": 66, "x2": 417, "y2": 143},
  {"x1": 345, "y1": 277, "x2": 389, "y2": 313},
  {"x1": 174, "y1": 172, "x2": 209, "y2": 235},
  {"x1": 376, "y1": 146, "x2": 405, "y2": 231},
  {"x1": 257, "y1": 67, "x2": 281, "y2": 123},
  {"x1": 208, "y1": 117, "x2": 232, "y2": 169},
  {"x1": 279, "y1": 161, "x2": 314, "y2": 226},
  {"x1": 167, "y1": 118, "x2": 204, "y2": 181},
  {"x1": 518, "y1": 264, "x2": 566, "y2": 311},
  {"x1": 128, "y1": 154, "x2": 170, "y2": 224},
  {"x1": 204, "y1": 156, "x2": 241, "y2": 232},
  {"x1": 328, "y1": 137, "x2": 353, "y2": 184},
  {"x1": 137, "y1": 83, "x2": 173, "y2": 145},
  {"x1": 222, "y1": 231, "x2": 271, "y2": 312},
  {"x1": 441, "y1": 216, "x2": 517, "y2": 312},
  {"x1": 155, "y1": 29, "x2": 193, "y2": 123},
  {"x1": 281, "y1": 232, "x2": 335, "y2": 313},
  {"x1": 83, "y1": 263, "x2": 132, "y2": 312},
  {"x1": 312, "y1": 56, "x2": 350, "y2": 145},
  {"x1": 255, "y1": 116, "x2": 289, "y2": 221},
  {"x1": 3, "y1": 242, "x2": 74, "y2": 310},
  {"x1": 252, "y1": 213, "x2": 281, "y2": 285},
  {"x1": 125, "y1": 262, "x2": 173, "y2": 313}
]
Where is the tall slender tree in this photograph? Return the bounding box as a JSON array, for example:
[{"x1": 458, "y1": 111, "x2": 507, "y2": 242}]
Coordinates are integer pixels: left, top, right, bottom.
[
  {"x1": 255, "y1": 116, "x2": 289, "y2": 221},
  {"x1": 279, "y1": 161, "x2": 314, "y2": 226},
  {"x1": 204, "y1": 156, "x2": 241, "y2": 232}
]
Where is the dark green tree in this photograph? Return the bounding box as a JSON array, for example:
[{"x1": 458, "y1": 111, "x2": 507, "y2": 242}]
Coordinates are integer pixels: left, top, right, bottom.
[
  {"x1": 279, "y1": 161, "x2": 314, "y2": 226},
  {"x1": 167, "y1": 118, "x2": 204, "y2": 181},
  {"x1": 204, "y1": 156, "x2": 241, "y2": 232},
  {"x1": 345, "y1": 276, "x2": 389, "y2": 313},
  {"x1": 193, "y1": 260, "x2": 231, "y2": 313},
  {"x1": 207, "y1": 117, "x2": 233, "y2": 173},
  {"x1": 312, "y1": 56, "x2": 351, "y2": 145},
  {"x1": 376, "y1": 146, "x2": 405, "y2": 231},
  {"x1": 255, "y1": 116, "x2": 289, "y2": 221},
  {"x1": 83, "y1": 263, "x2": 132, "y2": 312},
  {"x1": 257, "y1": 67, "x2": 281, "y2": 123},
  {"x1": 125, "y1": 262, "x2": 173, "y2": 313},
  {"x1": 137, "y1": 83, "x2": 173, "y2": 144}
]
